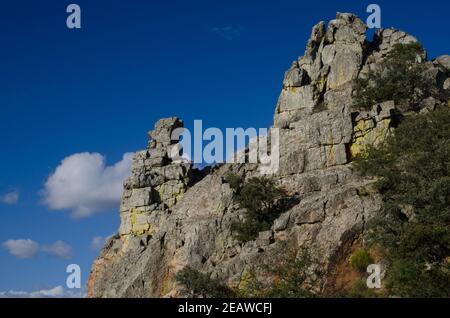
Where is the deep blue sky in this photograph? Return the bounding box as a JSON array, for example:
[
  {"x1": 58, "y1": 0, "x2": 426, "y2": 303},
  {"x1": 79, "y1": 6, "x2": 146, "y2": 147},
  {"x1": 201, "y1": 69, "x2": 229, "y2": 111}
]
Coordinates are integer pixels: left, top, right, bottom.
[{"x1": 0, "y1": 0, "x2": 449, "y2": 295}]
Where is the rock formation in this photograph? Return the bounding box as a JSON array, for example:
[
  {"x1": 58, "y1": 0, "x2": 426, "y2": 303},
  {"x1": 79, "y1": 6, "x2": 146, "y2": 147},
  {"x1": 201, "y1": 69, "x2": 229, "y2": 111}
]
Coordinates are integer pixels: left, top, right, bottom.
[{"x1": 87, "y1": 13, "x2": 450, "y2": 297}]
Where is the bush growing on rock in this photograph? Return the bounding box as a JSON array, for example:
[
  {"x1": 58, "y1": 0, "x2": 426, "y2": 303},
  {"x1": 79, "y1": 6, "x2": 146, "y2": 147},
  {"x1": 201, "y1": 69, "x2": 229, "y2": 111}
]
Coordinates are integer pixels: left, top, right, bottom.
[
  {"x1": 349, "y1": 249, "x2": 373, "y2": 272},
  {"x1": 225, "y1": 176, "x2": 285, "y2": 242},
  {"x1": 345, "y1": 280, "x2": 379, "y2": 298},
  {"x1": 353, "y1": 43, "x2": 429, "y2": 111},
  {"x1": 239, "y1": 246, "x2": 318, "y2": 298},
  {"x1": 262, "y1": 249, "x2": 318, "y2": 298},
  {"x1": 355, "y1": 107, "x2": 450, "y2": 297},
  {"x1": 176, "y1": 247, "x2": 319, "y2": 298},
  {"x1": 223, "y1": 173, "x2": 243, "y2": 193},
  {"x1": 175, "y1": 266, "x2": 235, "y2": 298}
]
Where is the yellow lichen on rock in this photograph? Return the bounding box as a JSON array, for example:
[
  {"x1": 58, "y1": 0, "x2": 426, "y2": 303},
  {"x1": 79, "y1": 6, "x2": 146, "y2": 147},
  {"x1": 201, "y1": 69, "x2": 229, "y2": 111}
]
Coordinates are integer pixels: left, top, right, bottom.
[
  {"x1": 350, "y1": 118, "x2": 391, "y2": 158},
  {"x1": 156, "y1": 182, "x2": 186, "y2": 208},
  {"x1": 315, "y1": 73, "x2": 328, "y2": 93},
  {"x1": 156, "y1": 184, "x2": 165, "y2": 199},
  {"x1": 232, "y1": 268, "x2": 257, "y2": 297},
  {"x1": 173, "y1": 187, "x2": 186, "y2": 205},
  {"x1": 130, "y1": 208, "x2": 152, "y2": 235}
]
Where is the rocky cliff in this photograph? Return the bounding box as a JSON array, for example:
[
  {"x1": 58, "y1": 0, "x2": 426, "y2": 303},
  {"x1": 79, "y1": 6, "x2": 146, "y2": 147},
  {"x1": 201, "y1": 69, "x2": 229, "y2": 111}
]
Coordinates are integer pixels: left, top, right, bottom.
[{"x1": 87, "y1": 13, "x2": 450, "y2": 297}]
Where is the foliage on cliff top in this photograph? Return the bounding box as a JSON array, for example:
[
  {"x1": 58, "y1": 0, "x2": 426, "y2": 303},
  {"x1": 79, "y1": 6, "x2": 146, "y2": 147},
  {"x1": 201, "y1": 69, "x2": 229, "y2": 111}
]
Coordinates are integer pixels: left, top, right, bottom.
[
  {"x1": 353, "y1": 42, "x2": 430, "y2": 111},
  {"x1": 355, "y1": 107, "x2": 450, "y2": 297}
]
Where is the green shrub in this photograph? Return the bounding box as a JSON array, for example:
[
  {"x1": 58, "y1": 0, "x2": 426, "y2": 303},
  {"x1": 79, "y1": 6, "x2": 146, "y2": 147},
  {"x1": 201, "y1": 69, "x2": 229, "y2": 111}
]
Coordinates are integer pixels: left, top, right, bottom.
[
  {"x1": 397, "y1": 223, "x2": 450, "y2": 263},
  {"x1": 229, "y1": 177, "x2": 285, "y2": 242},
  {"x1": 264, "y1": 250, "x2": 317, "y2": 298},
  {"x1": 224, "y1": 173, "x2": 243, "y2": 193},
  {"x1": 355, "y1": 107, "x2": 450, "y2": 225},
  {"x1": 231, "y1": 218, "x2": 269, "y2": 243},
  {"x1": 356, "y1": 107, "x2": 450, "y2": 297},
  {"x1": 236, "y1": 177, "x2": 283, "y2": 215},
  {"x1": 345, "y1": 279, "x2": 379, "y2": 298},
  {"x1": 175, "y1": 266, "x2": 235, "y2": 298},
  {"x1": 387, "y1": 258, "x2": 450, "y2": 298},
  {"x1": 240, "y1": 247, "x2": 318, "y2": 298},
  {"x1": 353, "y1": 43, "x2": 429, "y2": 111},
  {"x1": 349, "y1": 249, "x2": 374, "y2": 272}
]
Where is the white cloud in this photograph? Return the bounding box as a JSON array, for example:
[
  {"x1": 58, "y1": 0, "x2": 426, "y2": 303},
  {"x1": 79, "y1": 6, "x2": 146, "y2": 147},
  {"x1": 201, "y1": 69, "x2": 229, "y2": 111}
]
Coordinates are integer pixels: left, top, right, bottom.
[
  {"x1": 31, "y1": 286, "x2": 65, "y2": 298},
  {"x1": 41, "y1": 240, "x2": 73, "y2": 259},
  {"x1": 0, "y1": 286, "x2": 85, "y2": 298},
  {"x1": 2, "y1": 239, "x2": 39, "y2": 259},
  {"x1": 2, "y1": 239, "x2": 73, "y2": 260},
  {"x1": 0, "y1": 190, "x2": 19, "y2": 205},
  {"x1": 43, "y1": 152, "x2": 134, "y2": 218}
]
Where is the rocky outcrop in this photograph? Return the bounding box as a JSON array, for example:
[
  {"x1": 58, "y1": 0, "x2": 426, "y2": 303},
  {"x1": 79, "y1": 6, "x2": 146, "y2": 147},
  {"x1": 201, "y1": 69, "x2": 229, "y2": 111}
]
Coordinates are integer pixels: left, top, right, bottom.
[
  {"x1": 87, "y1": 13, "x2": 450, "y2": 298},
  {"x1": 275, "y1": 13, "x2": 367, "y2": 128},
  {"x1": 119, "y1": 117, "x2": 193, "y2": 237},
  {"x1": 274, "y1": 13, "x2": 427, "y2": 129},
  {"x1": 435, "y1": 55, "x2": 450, "y2": 90}
]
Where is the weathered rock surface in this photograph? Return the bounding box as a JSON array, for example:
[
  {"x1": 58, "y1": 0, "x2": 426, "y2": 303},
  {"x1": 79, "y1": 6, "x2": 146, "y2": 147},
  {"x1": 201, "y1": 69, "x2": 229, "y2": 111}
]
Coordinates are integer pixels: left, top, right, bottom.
[{"x1": 87, "y1": 13, "x2": 450, "y2": 298}]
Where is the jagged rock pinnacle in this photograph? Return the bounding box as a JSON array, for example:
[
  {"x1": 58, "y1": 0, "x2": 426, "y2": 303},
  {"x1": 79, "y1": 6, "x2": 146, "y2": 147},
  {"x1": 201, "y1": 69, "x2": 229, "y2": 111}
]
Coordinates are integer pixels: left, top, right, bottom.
[{"x1": 87, "y1": 13, "x2": 450, "y2": 298}]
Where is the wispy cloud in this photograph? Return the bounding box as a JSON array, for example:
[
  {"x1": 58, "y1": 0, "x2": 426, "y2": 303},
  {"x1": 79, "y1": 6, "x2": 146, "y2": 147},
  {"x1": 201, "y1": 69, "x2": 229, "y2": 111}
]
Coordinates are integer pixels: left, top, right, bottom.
[
  {"x1": 0, "y1": 286, "x2": 85, "y2": 298},
  {"x1": 0, "y1": 190, "x2": 20, "y2": 205},
  {"x1": 210, "y1": 25, "x2": 244, "y2": 40},
  {"x1": 2, "y1": 239, "x2": 73, "y2": 260},
  {"x1": 42, "y1": 152, "x2": 134, "y2": 218},
  {"x1": 41, "y1": 241, "x2": 73, "y2": 259}
]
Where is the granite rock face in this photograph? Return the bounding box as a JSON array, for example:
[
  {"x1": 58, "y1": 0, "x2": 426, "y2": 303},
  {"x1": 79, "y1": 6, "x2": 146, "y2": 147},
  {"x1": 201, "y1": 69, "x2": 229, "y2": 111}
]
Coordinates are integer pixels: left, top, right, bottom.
[
  {"x1": 87, "y1": 13, "x2": 450, "y2": 298},
  {"x1": 118, "y1": 117, "x2": 192, "y2": 237},
  {"x1": 273, "y1": 13, "x2": 427, "y2": 129}
]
